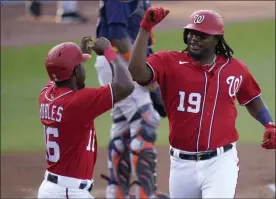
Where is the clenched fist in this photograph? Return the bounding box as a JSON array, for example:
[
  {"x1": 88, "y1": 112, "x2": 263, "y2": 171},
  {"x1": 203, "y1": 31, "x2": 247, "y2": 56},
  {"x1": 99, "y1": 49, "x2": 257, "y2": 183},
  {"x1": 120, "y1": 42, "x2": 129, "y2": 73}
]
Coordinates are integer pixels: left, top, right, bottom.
[
  {"x1": 91, "y1": 37, "x2": 112, "y2": 56},
  {"x1": 80, "y1": 36, "x2": 112, "y2": 56},
  {"x1": 261, "y1": 122, "x2": 276, "y2": 149},
  {"x1": 140, "y1": 7, "x2": 170, "y2": 32}
]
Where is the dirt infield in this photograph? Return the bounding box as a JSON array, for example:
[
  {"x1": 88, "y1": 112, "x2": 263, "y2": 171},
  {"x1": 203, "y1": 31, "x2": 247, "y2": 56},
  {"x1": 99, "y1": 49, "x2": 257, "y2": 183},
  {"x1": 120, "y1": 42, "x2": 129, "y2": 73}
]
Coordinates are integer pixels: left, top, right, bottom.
[
  {"x1": 1, "y1": 1, "x2": 275, "y2": 198},
  {"x1": 1, "y1": 145, "x2": 275, "y2": 198}
]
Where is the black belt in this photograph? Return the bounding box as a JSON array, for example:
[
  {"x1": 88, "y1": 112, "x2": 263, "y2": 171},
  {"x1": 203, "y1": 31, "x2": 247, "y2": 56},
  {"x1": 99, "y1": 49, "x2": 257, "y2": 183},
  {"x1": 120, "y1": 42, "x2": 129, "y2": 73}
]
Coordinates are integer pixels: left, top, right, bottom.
[
  {"x1": 170, "y1": 144, "x2": 233, "y2": 161},
  {"x1": 47, "y1": 173, "x2": 93, "y2": 192}
]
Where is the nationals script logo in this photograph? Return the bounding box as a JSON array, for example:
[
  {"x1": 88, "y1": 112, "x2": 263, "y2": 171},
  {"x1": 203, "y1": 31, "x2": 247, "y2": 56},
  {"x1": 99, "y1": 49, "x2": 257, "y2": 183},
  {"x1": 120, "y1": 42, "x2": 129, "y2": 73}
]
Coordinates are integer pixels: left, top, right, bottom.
[
  {"x1": 226, "y1": 76, "x2": 243, "y2": 97},
  {"x1": 194, "y1": 15, "x2": 205, "y2": 24}
]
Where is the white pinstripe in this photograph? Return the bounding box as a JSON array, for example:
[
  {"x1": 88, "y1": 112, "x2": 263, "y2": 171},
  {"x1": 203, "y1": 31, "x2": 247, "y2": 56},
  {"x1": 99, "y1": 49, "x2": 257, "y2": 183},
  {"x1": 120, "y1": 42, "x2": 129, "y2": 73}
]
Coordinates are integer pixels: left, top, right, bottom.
[
  {"x1": 44, "y1": 90, "x2": 73, "y2": 102},
  {"x1": 196, "y1": 72, "x2": 208, "y2": 152},
  {"x1": 206, "y1": 58, "x2": 230, "y2": 151}
]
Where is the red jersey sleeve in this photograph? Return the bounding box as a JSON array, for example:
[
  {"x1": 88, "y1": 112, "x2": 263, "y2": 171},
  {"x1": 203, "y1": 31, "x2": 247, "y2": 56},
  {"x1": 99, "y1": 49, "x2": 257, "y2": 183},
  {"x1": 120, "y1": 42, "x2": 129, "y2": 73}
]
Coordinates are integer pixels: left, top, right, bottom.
[
  {"x1": 236, "y1": 63, "x2": 262, "y2": 105},
  {"x1": 73, "y1": 84, "x2": 113, "y2": 119},
  {"x1": 145, "y1": 52, "x2": 166, "y2": 84}
]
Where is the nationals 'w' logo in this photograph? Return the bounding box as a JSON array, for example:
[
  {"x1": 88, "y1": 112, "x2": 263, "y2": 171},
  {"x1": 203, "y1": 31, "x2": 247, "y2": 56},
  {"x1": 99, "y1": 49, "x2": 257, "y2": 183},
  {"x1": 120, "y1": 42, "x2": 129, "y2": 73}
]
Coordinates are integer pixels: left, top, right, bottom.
[
  {"x1": 226, "y1": 76, "x2": 243, "y2": 97},
  {"x1": 194, "y1": 15, "x2": 205, "y2": 24}
]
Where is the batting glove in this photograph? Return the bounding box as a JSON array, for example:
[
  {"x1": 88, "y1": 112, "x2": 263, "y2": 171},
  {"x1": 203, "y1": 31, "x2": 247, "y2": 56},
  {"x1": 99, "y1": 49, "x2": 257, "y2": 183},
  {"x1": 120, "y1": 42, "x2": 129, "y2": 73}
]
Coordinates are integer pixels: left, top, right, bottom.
[
  {"x1": 261, "y1": 122, "x2": 276, "y2": 149},
  {"x1": 140, "y1": 7, "x2": 170, "y2": 32}
]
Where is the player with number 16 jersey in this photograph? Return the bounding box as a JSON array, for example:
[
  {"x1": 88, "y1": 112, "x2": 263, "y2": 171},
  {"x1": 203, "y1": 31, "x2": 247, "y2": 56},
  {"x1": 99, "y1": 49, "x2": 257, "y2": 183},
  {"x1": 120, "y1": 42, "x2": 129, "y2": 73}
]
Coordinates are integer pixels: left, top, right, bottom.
[
  {"x1": 37, "y1": 37, "x2": 134, "y2": 199},
  {"x1": 39, "y1": 80, "x2": 104, "y2": 179}
]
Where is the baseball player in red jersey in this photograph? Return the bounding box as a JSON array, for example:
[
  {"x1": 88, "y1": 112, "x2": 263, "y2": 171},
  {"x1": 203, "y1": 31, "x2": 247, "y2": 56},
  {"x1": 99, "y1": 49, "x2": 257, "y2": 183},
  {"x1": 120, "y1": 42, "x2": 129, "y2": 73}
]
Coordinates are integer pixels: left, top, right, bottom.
[
  {"x1": 37, "y1": 37, "x2": 134, "y2": 198},
  {"x1": 128, "y1": 7, "x2": 276, "y2": 198}
]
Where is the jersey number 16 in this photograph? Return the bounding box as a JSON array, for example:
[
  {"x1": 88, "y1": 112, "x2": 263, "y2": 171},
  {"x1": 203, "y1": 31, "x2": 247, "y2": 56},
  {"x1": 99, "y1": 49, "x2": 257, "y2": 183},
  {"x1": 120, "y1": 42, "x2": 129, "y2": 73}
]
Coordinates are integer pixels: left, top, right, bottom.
[{"x1": 43, "y1": 126, "x2": 96, "y2": 163}]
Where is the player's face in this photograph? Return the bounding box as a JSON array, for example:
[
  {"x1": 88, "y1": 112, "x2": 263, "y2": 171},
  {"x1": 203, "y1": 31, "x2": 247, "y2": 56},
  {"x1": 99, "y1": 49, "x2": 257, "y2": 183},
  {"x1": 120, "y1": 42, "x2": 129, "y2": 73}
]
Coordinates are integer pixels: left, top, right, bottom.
[
  {"x1": 186, "y1": 30, "x2": 218, "y2": 60},
  {"x1": 75, "y1": 63, "x2": 86, "y2": 89}
]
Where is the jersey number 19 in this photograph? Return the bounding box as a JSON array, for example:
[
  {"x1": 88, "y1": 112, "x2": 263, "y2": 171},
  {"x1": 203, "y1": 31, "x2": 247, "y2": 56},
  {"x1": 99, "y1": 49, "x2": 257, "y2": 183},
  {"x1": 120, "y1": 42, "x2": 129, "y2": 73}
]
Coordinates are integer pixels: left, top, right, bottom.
[{"x1": 177, "y1": 91, "x2": 201, "y2": 113}]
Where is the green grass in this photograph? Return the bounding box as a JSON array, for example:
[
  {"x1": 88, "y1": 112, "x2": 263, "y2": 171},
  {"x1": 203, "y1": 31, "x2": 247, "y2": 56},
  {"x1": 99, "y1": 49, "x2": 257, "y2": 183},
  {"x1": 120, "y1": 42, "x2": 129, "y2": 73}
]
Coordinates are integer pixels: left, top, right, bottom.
[{"x1": 1, "y1": 20, "x2": 275, "y2": 152}]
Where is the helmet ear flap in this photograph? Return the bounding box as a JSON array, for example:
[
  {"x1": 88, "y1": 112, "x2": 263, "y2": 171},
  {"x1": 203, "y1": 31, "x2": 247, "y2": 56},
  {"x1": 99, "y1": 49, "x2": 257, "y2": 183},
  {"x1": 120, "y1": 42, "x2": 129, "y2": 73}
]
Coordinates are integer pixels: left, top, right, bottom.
[{"x1": 183, "y1": 29, "x2": 189, "y2": 44}]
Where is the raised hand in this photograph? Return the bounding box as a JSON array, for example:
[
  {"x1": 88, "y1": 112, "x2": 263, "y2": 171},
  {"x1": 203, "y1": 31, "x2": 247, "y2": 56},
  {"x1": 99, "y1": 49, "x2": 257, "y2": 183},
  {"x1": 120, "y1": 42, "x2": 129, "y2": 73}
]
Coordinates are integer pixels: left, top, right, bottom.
[
  {"x1": 91, "y1": 37, "x2": 112, "y2": 56},
  {"x1": 140, "y1": 7, "x2": 170, "y2": 32}
]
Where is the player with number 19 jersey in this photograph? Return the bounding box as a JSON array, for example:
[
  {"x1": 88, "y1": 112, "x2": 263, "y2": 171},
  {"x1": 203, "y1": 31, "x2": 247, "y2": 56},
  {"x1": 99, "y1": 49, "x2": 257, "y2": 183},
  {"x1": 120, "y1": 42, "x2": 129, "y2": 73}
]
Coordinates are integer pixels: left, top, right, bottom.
[
  {"x1": 146, "y1": 51, "x2": 261, "y2": 152},
  {"x1": 39, "y1": 81, "x2": 113, "y2": 180}
]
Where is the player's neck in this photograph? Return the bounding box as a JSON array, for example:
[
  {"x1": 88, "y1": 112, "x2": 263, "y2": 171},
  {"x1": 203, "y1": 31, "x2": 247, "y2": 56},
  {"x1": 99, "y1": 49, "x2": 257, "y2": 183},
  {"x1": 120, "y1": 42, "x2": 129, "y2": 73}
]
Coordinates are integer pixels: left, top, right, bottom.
[
  {"x1": 55, "y1": 81, "x2": 78, "y2": 91},
  {"x1": 198, "y1": 53, "x2": 216, "y2": 66}
]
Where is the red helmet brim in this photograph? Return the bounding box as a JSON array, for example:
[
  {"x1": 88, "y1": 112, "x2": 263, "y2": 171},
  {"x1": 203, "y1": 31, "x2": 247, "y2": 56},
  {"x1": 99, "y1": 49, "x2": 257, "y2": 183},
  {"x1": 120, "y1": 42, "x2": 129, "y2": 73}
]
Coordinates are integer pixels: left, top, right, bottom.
[{"x1": 183, "y1": 24, "x2": 224, "y2": 35}]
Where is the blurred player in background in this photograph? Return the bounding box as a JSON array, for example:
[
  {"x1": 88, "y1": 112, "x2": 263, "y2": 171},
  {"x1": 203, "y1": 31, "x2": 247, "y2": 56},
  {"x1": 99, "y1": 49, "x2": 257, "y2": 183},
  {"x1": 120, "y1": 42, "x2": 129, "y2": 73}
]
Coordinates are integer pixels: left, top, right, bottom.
[
  {"x1": 25, "y1": 0, "x2": 41, "y2": 19},
  {"x1": 93, "y1": 0, "x2": 168, "y2": 198},
  {"x1": 56, "y1": 0, "x2": 88, "y2": 23},
  {"x1": 25, "y1": 0, "x2": 88, "y2": 23}
]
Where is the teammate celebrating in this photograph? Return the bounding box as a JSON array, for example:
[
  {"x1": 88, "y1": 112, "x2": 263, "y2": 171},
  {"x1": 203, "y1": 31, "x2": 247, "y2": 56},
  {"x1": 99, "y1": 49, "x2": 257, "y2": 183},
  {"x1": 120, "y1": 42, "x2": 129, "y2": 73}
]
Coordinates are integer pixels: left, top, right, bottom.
[
  {"x1": 93, "y1": 1, "x2": 168, "y2": 199},
  {"x1": 37, "y1": 37, "x2": 134, "y2": 198},
  {"x1": 129, "y1": 8, "x2": 276, "y2": 198}
]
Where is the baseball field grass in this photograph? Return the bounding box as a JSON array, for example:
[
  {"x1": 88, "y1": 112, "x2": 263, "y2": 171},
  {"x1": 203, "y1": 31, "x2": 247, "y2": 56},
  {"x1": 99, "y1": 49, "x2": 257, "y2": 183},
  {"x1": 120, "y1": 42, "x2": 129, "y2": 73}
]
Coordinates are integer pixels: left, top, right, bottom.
[{"x1": 1, "y1": 19, "x2": 275, "y2": 152}]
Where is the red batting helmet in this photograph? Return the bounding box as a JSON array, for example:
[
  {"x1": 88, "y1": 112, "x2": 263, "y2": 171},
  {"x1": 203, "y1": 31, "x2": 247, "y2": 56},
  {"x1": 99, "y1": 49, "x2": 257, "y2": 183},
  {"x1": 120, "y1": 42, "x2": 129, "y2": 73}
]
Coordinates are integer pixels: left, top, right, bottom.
[
  {"x1": 183, "y1": 10, "x2": 224, "y2": 35},
  {"x1": 45, "y1": 42, "x2": 91, "y2": 82}
]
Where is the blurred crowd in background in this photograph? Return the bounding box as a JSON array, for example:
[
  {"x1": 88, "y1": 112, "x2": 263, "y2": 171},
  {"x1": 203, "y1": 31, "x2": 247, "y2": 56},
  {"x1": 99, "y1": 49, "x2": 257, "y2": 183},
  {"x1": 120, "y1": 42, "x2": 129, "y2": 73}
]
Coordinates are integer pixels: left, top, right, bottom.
[{"x1": 25, "y1": 0, "x2": 89, "y2": 24}]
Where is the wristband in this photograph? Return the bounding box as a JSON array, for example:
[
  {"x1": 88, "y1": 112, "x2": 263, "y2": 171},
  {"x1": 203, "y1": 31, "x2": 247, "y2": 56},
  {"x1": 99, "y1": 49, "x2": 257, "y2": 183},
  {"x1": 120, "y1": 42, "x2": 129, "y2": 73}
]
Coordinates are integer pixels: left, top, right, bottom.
[
  {"x1": 265, "y1": 122, "x2": 275, "y2": 128},
  {"x1": 104, "y1": 48, "x2": 117, "y2": 63},
  {"x1": 256, "y1": 108, "x2": 273, "y2": 126}
]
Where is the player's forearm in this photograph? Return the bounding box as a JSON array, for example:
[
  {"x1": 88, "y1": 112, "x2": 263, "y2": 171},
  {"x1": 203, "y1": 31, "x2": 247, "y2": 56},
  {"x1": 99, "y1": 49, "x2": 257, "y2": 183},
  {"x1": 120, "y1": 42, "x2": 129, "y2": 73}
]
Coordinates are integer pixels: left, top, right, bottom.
[
  {"x1": 110, "y1": 59, "x2": 134, "y2": 103},
  {"x1": 129, "y1": 28, "x2": 151, "y2": 83},
  {"x1": 245, "y1": 96, "x2": 274, "y2": 126}
]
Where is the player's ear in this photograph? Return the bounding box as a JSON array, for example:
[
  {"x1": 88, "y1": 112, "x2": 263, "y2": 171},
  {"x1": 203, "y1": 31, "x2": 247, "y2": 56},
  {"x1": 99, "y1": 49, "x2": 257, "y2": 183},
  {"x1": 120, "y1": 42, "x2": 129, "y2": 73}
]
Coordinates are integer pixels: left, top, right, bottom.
[
  {"x1": 183, "y1": 30, "x2": 189, "y2": 44},
  {"x1": 73, "y1": 64, "x2": 81, "y2": 76}
]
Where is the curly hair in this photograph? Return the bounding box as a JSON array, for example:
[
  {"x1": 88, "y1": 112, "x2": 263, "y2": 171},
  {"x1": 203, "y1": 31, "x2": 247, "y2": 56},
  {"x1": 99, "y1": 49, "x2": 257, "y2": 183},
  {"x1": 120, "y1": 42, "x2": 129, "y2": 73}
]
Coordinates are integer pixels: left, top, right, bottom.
[{"x1": 215, "y1": 36, "x2": 234, "y2": 58}]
